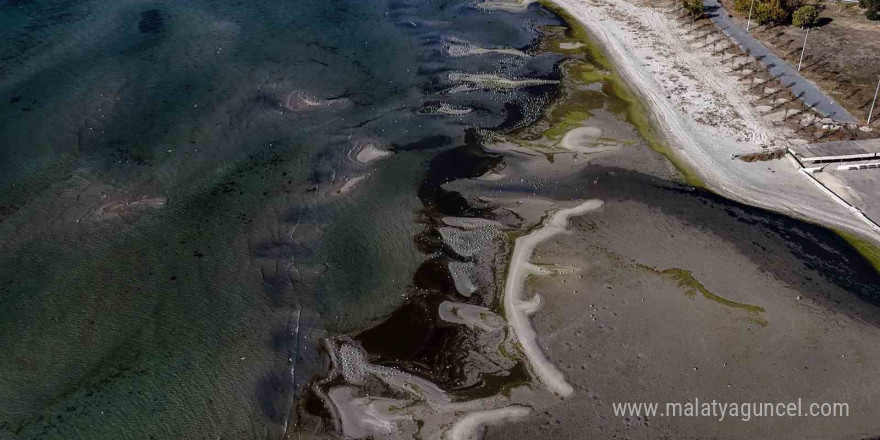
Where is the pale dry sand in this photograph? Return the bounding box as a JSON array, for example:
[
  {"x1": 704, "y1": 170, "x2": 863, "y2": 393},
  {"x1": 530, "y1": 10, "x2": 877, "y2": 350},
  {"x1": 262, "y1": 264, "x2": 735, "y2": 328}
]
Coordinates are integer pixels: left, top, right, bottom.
[
  {"x1": 557, "y1": 41, "x2": 585, "y2": 50},
  {"x1": 321, "y1": 339, "x2": 533, "y2": 439},
  {"x1": 547, "y1": 0, "x2": 880, "y2": 242},
  {"x1": 447, "y1": 406, "x2": 531, "y2": 440},
  {"x1": 559, "y1": 126, "x2": 620, "y2": 153},
  {"x1": 438, "y1": 301, "x2": 505, "y2": 332},
  {"x1": 447, "y1": 261, "x2": 478, "y2": 297},
  {"x1": 436, "y1": 103, "x2": 475, "y2": 116}
]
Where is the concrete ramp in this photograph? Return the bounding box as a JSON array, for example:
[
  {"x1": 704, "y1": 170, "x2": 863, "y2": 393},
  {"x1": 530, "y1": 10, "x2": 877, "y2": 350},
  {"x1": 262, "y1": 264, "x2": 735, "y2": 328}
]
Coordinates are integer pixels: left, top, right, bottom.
[
  {"x1": 789, "y1": 138, "x2": 880, "y2": 233},
  {"x1": 790, "y1": 139, "x2": 880, "y2": 163}
]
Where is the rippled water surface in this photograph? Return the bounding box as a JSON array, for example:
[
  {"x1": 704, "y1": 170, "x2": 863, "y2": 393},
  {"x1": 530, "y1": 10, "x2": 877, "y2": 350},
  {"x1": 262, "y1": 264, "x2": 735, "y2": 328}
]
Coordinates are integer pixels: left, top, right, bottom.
[
  {"x1": 0, "y1": 0, "x2": 563, "y2": 437},
  {"x1": 5, "y1": 1, "x2": 879, "y2": 439}
]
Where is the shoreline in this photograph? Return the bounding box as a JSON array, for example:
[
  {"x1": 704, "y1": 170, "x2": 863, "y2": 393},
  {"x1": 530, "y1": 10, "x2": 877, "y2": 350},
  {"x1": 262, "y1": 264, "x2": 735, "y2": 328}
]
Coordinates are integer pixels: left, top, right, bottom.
[
  {"x1": 541, "y1": 0, "x2": 880, "y2": 247},
  {"x1": 303, "y1": 1, "x2": 880, "y2": 437}
]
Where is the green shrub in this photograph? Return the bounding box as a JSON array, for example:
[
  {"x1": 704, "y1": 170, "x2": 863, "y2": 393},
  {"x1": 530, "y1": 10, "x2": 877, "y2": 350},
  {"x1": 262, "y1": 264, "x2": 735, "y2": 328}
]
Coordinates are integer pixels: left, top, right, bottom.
[
  {"x1": 681, "y1": 0, "x2": 704, "y2": 17},
  {"x1": 867, "y1": 0, "x2": 880, "y2": 20},
  {"x1": 733, "y1": 0, "x2": 753, "y2": 13},
  {"x1": 859, "y1": 0, "x2": 880, "y2": 20},
  {"x1": 783, "y1": 0, "x2": 808, "y2": 10},
  {"x1": 754, "y1": 0, "x2": 790, "y2": 24},
  {"x1": 792, "y1": 5, "x2": 820, "y2": 28}
]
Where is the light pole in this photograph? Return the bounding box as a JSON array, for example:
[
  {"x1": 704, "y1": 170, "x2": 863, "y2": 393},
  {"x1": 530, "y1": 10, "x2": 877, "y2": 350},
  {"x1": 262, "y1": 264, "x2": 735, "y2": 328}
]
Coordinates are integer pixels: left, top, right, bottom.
[
  {"x1": 869, "y1": 76, "x2": 880, "y2": 125},
  {"x1": 746, "y1": 0, "x2": 756, "y2": 31},
  {"x1": 797, "y1": 27, "x2": 810, "y2": 71}
]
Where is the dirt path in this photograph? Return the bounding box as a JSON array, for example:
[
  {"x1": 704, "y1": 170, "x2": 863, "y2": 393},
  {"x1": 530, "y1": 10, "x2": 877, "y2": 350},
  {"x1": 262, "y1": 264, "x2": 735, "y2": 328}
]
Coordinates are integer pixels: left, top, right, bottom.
[{"x1": 703, "y1": 0, "x2": 857, "y2": 122}]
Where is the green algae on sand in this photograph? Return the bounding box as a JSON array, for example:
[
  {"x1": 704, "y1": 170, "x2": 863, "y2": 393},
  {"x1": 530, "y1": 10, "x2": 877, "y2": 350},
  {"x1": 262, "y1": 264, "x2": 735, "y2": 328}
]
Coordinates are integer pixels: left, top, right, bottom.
[
  {"x1": 537, "y1": 0, "x2": 705, "y2": 187},
  {"x1": 836, "y1": 230, "x2": 880, "y2": 275},
  {"x1": 638, "y1": 264, "x2": 766, "y2": 315}
]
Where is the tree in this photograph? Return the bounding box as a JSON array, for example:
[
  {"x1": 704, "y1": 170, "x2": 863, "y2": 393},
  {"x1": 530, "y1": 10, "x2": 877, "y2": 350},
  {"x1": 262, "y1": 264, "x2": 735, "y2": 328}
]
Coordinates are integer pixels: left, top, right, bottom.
[
  {"x1": 733, "y1": 0, "x2": 753, "y2": 13},
  {"x1": 783, "y1": 0, "x2": 809, "y2": 10},
  {"x1": 681, "y1": 0, "x2": 704, "y2": 17},
  {"x1": 792, "y1": 5, "x2": 820, "y2": 28},
  {"x1": 754, "y1": 0, "x2": 790, "y2": 24},
  {"x1": 865, "y1": 0, "x2": 880, "y2": 20}
]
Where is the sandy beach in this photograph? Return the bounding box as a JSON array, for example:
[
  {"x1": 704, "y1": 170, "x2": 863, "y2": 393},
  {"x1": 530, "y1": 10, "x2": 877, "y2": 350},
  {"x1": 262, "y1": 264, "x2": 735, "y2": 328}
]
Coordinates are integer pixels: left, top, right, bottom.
[{"x1": 545, "y1": 0, "x2": 880, "y2": 243}]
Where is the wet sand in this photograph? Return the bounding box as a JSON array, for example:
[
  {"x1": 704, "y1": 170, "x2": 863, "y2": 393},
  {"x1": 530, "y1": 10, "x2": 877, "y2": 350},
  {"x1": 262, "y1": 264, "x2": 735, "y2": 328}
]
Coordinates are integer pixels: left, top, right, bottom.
[
  {"x1": 299, "y1": 3, "x2": 880, "y2": 439},
  {"x1": 486, "y1": 193, "x2": 880, "y2": 439}
]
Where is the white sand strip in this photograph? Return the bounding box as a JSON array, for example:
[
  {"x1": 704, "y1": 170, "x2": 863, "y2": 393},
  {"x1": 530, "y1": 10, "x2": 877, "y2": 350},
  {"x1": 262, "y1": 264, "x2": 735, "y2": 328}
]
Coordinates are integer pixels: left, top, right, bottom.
[
  {"x1": 338, "y1": 175, "x2": 368, "y2": 194},
  {"x1": 327, "y1": 386, "x2": 410, "y2": 438},
  {"x1": 368, "y1": 364, "x2": 451, "y2": 406},
  {"x1": 448, "y1": 261, "x2": 478, "y2": 297},
  {"x1": 560, "y1": 126, "x2": 620, "y2": 153},
  {"x1": 355, "y1": 143, "x2": 392, "y2": 164},
  {"x1": 546, "y1": 0, "x2": 880, "y2": 242},
  {"x1": 476, "y1": 0, "x2": 532, "y2": 11},
  {"x1": 437, "y1": 103, "x2": 474, "y2": 116},
  {"x1": 558, "y1": 41, "x2": 584, "y2": 50},
  {"x1": 446, "y1": 405, "x2": 531, "y2": 440},
  {"x1": 446, "y1": 37, "x2": 530, "y2": 58},
  {"x1": 504, "y1": 199, "x2": 604, "y2": 397},
  {"x1": 447, "y1": 72, "x2": 558, "y2": 93},
  {"x1": 441, "y1": 217, "x2": 503, "y2": 230},
  {"x1": 439, "y1": 301, "x2": 505, "y2": 331}
]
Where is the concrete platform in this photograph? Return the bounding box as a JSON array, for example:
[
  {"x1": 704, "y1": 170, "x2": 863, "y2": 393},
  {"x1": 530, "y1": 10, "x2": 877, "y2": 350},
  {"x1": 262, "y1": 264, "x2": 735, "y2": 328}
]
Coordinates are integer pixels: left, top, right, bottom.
[
  {"x1": 790, "y1": 139, "x2": 880, "y2": 163},
  {"x1": 812, "y1": 164, "x2": 880, "y2": 226}
]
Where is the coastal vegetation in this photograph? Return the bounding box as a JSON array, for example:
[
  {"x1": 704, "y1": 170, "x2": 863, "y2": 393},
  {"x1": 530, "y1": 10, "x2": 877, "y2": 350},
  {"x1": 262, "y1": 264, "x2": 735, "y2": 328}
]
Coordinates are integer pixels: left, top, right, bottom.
[
  {"x1": 681, "y1": 0, "x2": 706, "y2": 17},
  {"x1": 792, "y1": 4, "x2": 821, "y2": 27},
  {"x1": 860, "y1": 0, "x2": 880, "y2": 19},
  {"x1": 732, "y1": 0, "x2": 815, "y2": 25}
]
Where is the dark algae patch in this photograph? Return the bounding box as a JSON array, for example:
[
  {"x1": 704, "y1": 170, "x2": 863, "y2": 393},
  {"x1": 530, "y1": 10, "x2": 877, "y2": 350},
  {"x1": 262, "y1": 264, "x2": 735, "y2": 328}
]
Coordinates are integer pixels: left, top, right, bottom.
[
  {"x1": 454, "y1": 361, "x2": 532, "y2": 400},
  {"x1": 356, "y1": 299, "x2": 446, "y2": 364},
  {"x1": 417, "y1": 129, "x2": 504, "y2": 217},
  {"x1": 836, "y1": 230, "x2": 880, "y2": 275}
]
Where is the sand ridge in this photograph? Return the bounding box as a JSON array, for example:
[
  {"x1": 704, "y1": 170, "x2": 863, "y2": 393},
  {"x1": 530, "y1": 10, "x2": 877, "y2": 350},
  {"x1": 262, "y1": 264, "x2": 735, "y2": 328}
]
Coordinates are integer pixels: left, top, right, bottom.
[{"x1": 503, "y1": 199, "x2": 604, "y2": 397}]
